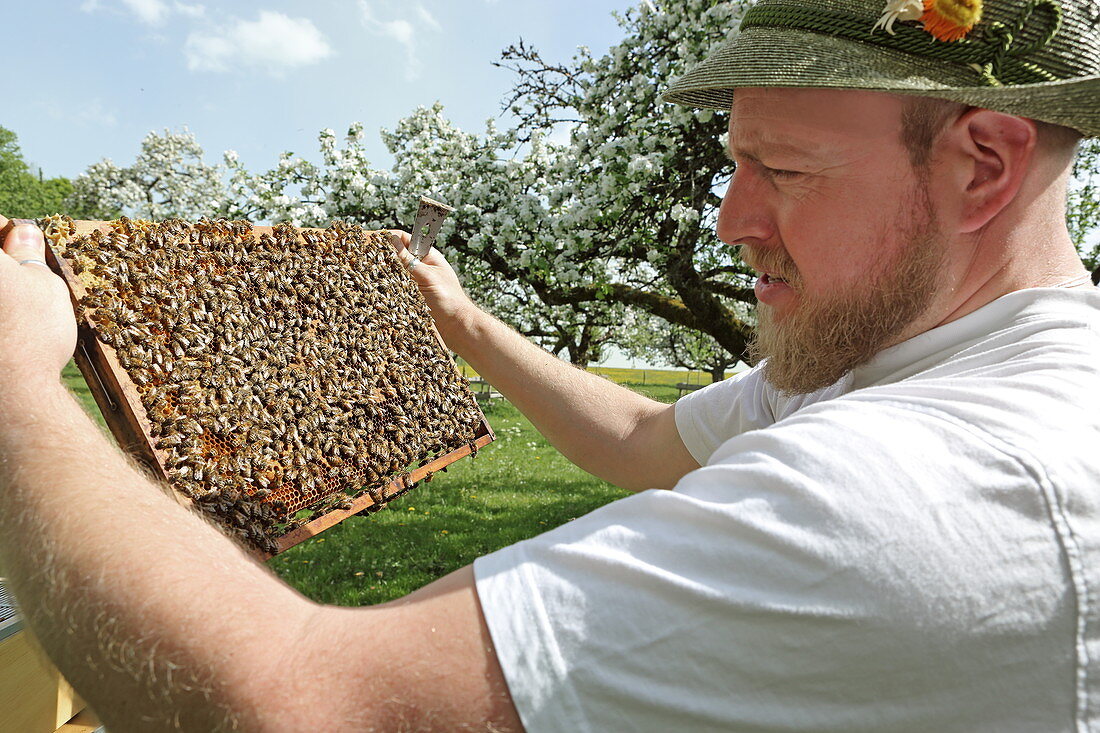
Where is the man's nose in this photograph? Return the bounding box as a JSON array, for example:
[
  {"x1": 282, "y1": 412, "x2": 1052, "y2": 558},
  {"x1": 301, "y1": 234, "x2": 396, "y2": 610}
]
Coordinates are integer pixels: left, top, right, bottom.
[{"x1": 716, "y1": 165, "x2": 774, "y2": 247}]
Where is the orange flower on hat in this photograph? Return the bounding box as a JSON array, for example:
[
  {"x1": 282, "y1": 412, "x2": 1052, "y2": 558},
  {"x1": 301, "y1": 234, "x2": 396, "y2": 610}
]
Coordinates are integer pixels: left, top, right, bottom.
[{"x1": 920, "y1": 0, "x2": 983, "y2": 41}]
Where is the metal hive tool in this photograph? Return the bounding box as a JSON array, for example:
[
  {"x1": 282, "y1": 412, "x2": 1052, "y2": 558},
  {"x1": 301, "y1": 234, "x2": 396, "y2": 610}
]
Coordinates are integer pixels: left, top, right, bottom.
[{"x1": 27, "y1": 214, "x2": 493, "y2": 557}]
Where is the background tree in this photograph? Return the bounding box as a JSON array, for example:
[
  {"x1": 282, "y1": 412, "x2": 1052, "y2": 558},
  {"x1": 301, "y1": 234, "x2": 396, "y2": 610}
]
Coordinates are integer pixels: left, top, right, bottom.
[
  {"x1": 0, "y1": 126, "x2": 85, "y2": 219},
  {"x1": 1068, "y1": 139, "x2": 1100, "y2": 281},
  {"x1": 620, "y1": 310, "x2": 746, "y2": 382},
  {"x1": 441, "y1": 0, "x2": 756, "y2": 367},
  {"x1": 67, "y1": 128, "x2": 226, "y2": 220},
  {"x1": 508, "y1": 296, "x2": 626, "y2": 367}
]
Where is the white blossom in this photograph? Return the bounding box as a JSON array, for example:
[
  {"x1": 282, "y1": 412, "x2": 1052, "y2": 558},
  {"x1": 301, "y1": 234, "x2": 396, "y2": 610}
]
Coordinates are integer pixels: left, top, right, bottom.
[{"x1": 68, "y1": 128, "x2": 226, "y2": 220}]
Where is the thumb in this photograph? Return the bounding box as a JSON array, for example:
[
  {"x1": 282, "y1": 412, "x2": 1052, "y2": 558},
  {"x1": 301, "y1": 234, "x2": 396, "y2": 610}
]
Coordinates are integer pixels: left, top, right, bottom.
[{"x1": 3, "y1": 219, "x2": 47, "y2": 264}]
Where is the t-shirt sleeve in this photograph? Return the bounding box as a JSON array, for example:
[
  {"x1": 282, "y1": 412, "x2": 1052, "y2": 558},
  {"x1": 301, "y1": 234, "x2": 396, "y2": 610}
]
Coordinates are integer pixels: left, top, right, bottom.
[
  {"x1": 674, "y1": 367, "x2": 773, "y2": 465},
  {"x1": 474, "y1": 399, "x2": 1074, "y2": 732}
]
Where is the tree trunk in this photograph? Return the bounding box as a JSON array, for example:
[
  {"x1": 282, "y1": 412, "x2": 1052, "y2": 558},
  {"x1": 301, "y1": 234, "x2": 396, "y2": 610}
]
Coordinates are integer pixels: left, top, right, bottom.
[
  {"x1": 709, "y1": 366, "x2": 725, "y2": 383},
  {"x1": 565, "y1": 336, "x2": 590, "y2": 368},
  {"x1": 567, "y1": 349, "x2": 590, "y2": 369}
]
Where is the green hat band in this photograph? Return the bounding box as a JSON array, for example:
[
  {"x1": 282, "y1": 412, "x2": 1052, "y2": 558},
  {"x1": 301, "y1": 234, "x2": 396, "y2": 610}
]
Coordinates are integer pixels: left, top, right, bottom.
[{"x1": 740, "y1": 0, "x2": 1064, "y2": 86}]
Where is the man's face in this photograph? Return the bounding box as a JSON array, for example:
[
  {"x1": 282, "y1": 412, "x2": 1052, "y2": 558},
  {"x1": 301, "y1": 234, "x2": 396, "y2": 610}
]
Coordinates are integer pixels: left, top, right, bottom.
[{"x1": 717, "y1": 88, "x2": 948, "y2": 394}]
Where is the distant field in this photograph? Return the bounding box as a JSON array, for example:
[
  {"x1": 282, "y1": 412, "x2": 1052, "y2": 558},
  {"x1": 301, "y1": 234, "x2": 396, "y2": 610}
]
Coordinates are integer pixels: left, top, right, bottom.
[
  {"x1": 586, "y1": 365, "x2": 714, "y2": 386},
  {"x1": 455, "y1": 361, "x2": 719, "y2": 388}
]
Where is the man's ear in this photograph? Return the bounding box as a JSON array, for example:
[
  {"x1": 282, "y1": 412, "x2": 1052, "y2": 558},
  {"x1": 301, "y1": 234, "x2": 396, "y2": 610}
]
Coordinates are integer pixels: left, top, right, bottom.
[{"x1": 945, "y1": 108, "x2": 1038, "y2": 234}]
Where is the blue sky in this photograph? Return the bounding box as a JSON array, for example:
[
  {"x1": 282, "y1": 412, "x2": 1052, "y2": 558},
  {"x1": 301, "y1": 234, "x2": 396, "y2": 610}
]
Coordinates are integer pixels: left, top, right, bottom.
[{"x1": 3, "y1": 0, "x2": 633, "y2": 179}]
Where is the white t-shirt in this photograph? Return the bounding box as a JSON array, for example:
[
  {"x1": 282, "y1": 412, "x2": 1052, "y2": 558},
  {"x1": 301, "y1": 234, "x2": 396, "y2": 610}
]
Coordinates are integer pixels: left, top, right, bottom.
[{"x1": 474, "y1": 287, "x2": 1100, "y2": 732}]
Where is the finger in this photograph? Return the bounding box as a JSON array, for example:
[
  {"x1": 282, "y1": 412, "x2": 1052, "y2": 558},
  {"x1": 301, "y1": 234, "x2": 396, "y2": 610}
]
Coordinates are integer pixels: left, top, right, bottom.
[
  {"x1": 3, "y1": 220, "x2": 47, "y2": 265},
  {"x1": 387, "y1": 230, "x2": 412, "y2": 254},
  {"x1": 397, "y1": 247, "x2": 418, "y2": 269}
]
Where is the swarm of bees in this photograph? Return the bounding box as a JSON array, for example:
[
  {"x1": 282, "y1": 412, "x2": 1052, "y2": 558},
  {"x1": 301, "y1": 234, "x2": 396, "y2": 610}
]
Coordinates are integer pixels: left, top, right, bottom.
[{"x1": 38, "y1": 215, "x2": 485, "y2": 555}]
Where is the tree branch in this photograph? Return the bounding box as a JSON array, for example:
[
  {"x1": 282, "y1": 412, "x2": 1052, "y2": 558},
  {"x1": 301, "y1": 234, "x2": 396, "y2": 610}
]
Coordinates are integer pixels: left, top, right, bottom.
[{"x1": 700, "y1": 280, "x2": 755, "y2": 302}]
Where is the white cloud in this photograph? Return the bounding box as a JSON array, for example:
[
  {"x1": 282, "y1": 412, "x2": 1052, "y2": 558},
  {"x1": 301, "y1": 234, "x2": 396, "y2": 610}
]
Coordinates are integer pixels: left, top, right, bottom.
[
  {"x1": 414, "y1": 5, "x2": 441, "y2": 31},
  {"x1": 39, "y1": 98, "x2": 117, "y2": 128},
  {"x1": 78, "y1": 99, "x2": 119, "y2": 128},
  {"x1": 173, "y1": 2, "x2": 205, "y2": 19},
  {"x1": 184, "y1": 11, "x2": 333, "y2": 76},
  {"x1": 358, "y1": 1, "x2": 440, "y2": 80},
  {"x1": 184, "y1": 34, "x2": 235, "y2": 72},
  {"x1": 120, "y1": 0, "x2": 170, "y2": 25},
  {"x1": 80, "y1": 0, "x2": 203, "y2": 25},
  {"x1": 383, "y1": 18, "x2": 416, "y2": 47}
]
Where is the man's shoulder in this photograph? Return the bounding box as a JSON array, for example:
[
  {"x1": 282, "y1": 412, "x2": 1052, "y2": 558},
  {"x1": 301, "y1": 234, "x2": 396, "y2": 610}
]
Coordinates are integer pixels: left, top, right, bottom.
[
  {"x1": 852, "y1": 287, "x2": 1100, "y2": 386},
  {"x1": 854, "y1": 289, "x2": 1100, "y2": 441},
  {"x1": 822, "y1": 287, "x2": 1100, "y2": 443}
]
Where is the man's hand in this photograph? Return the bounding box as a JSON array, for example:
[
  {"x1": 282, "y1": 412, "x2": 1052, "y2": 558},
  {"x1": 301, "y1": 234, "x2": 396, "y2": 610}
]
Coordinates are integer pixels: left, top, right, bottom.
[
  {"x1": 388, "y1": 230, "x2": 478, "y2": 344},
  {"x1": 0, "y1": 216, "x2": 77, "y2": 385}
]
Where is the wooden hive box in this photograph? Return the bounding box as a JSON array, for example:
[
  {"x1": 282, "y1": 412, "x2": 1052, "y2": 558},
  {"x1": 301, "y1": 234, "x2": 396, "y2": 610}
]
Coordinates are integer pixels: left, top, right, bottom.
[
  {"x1": 30, "y1": 216, "x2": 493, "y2": 557},
  {"x1": 0, "y1": 579, "x2": 92, "y2": 732}
]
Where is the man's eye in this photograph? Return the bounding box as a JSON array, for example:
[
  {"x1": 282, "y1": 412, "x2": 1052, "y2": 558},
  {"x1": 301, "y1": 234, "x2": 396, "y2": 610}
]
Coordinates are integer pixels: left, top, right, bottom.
[{"x1": 766, "y1": 167, "x2": 801, "y2": 179}]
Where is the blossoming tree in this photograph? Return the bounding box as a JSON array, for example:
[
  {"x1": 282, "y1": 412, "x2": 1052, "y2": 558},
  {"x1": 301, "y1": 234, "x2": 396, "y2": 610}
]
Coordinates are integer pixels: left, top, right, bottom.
[
  {"x1": 69, "y1": 1, "x2": 1100, "y2": 371},
  {"x1": 68, "y1": 128, "x2": 226, "y2": 221}
]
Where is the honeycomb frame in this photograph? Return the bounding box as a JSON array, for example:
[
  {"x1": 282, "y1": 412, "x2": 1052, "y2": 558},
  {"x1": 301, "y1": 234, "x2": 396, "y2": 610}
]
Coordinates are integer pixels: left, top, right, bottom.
[{"x1": 36, "y1": 217, "x2": 494, "y2": 558}]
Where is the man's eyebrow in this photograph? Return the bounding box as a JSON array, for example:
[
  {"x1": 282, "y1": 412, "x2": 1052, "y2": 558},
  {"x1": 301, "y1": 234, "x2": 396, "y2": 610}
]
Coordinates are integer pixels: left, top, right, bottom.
[{"x1": 726, "y1": 140, "x2": 820, "y2": 163}]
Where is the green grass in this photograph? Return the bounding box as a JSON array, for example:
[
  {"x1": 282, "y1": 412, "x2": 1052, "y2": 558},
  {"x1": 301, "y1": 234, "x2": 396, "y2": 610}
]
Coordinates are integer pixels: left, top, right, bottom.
[
  {"x1": 64, "y1": 360, "x2": 101, "y2": 420},
  {"x1": 270, "y1": 398, "x2": 629, "y2": 604},
  {"x1": 60, "y1": 362, "x2": 712, "y2": 605}
]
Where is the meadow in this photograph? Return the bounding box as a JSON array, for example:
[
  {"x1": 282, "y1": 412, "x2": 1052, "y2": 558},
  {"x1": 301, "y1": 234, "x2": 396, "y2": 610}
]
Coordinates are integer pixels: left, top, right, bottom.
[{"x1": 62, "y1": 362, "x2": 714, "y2": 604}]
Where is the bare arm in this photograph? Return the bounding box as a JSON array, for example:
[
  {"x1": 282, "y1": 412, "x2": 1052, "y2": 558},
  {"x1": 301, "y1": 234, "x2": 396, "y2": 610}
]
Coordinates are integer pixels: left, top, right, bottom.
[
  {"x1": 391, "y1": 232, "x2": 700, "y2": 491},
  {"x1": 0, "y1": 220, "x2": 521, "y2": 731}
]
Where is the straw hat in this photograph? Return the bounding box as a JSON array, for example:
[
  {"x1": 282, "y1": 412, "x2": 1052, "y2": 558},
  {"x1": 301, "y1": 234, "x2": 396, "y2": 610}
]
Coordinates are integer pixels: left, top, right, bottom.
[{"x1": 662, "y1": 0, "x2": 1100, "y2": 137}]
